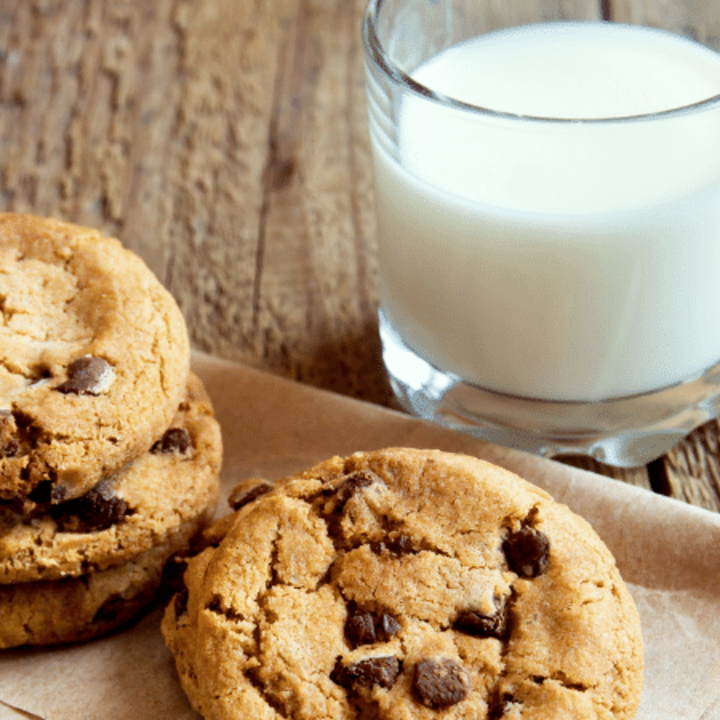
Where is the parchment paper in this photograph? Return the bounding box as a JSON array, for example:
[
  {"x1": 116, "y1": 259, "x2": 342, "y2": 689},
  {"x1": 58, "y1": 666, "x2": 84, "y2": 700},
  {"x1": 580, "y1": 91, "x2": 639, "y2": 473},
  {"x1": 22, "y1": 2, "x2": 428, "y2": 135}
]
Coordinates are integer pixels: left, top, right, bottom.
[{"x1": 0, "y1": 351, "x2": 718, "y2": 719}]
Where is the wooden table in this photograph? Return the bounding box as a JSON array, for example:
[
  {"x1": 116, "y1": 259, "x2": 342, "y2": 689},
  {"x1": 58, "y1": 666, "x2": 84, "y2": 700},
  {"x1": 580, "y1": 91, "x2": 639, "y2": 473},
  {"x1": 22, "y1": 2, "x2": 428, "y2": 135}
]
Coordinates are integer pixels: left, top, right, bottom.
[{"x1": 2, "y1": 0, "x2": 719, "y2": 512}]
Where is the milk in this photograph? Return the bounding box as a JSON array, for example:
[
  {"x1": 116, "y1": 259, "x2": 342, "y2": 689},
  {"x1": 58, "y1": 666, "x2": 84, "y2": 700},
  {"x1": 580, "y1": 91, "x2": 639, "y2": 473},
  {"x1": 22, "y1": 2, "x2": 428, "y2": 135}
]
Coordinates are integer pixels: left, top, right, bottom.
[{"x1": 372, "y1": 22, "x2": 720, "y2": 402}]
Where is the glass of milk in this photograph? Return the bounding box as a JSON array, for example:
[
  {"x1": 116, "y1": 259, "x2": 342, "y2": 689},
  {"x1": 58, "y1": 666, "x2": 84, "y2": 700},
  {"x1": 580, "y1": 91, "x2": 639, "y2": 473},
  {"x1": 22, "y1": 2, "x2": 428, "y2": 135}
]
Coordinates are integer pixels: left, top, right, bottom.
[{"x1": 362, "y1": 0, "x2": 720, "y2": 466}]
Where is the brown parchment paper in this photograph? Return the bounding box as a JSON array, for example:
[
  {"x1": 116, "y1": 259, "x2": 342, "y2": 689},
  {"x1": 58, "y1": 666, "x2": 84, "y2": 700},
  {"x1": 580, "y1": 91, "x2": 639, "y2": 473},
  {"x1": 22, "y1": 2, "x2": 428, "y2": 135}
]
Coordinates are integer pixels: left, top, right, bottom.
[{"x1": 0, "y1": 351, "x2": 718, "y2": 719}]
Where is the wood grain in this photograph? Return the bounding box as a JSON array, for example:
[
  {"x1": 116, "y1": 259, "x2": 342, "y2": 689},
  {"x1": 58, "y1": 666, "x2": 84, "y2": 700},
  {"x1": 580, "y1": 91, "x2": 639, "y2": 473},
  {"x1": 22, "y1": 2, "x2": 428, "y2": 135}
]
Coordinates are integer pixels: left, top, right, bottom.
[
  {"x1": 0, "y1": 0, "x2": 719, "y2": 511},
  {"x1": 611, "y1": 0, "x2": 720, "y2": 49},
  {"x1": 559, "y1": 455, "x2": 653, "y2": 492},
  {"x1": 659, "y1": 422, "x2": 720, "y2": 512}
]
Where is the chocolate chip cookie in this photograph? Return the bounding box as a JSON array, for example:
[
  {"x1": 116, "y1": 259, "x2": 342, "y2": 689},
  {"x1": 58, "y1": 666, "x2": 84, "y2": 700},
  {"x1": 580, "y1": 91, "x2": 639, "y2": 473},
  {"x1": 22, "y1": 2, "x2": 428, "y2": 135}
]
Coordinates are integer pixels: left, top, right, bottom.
[
  {"x1": 0, "y1": 520, "x2": 203, "y2": 649},
  {"x1": 0, "y1": 372, "x2": 222, "y2": 583},
  {"x1": 0, "y1": 213, "x2": 190, "y2": 502},
  {"x1": 162, "y1": 448, "x2": 644, "y2": 719}
]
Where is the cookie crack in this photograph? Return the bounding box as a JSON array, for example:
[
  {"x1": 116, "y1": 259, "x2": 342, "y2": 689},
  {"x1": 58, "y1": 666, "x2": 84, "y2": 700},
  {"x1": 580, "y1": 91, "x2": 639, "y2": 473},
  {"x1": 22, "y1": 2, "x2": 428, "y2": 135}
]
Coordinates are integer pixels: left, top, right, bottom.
[
  {"x1": 244, "y1": 533, "x2": 293, "y2": 720},
  {"x1": 207, "y1": 527, "x2": 286, "y2": 627},
  {"x1": 244, "y1": 663, "x2": 291, "y2": 719},
  {"x1": 485, "y1": 580, "x2": 597, "y2": 716},
  {"x1": 266, "y1": 529, "x2": 283, "y2": 589},
  {"x1": 531, "y1": 672, "x2": 596, "y2": 693},
  {"x1": 206, "y1": 593, "x2": 245, "y2": 623},
  {"x1": 482, "y1": 585, "x2": 519, "y2": 711},
  {"x1": 369, "y1": 528, "x2": 453, "y2": 561},
  {"x1": 0, "y1": 358, "x2": 47, "y2": 383},
  {"x1": 0, "y1": 292, "x2": 15, "y2": 325},
  {"x1": 303, "y1": 470, "x2": 456, "y2": 564},
  {"x1": 487, "y1": 690, "x2": 523, "y2": 720}
]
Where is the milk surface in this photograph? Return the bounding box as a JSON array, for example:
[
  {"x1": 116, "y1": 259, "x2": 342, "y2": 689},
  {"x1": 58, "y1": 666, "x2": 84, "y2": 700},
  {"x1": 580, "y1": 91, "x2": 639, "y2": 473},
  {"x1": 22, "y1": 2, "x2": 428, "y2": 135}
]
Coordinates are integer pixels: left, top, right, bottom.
[{"x1": 374, "y1": 22, "x2": 720, "y2": 401}]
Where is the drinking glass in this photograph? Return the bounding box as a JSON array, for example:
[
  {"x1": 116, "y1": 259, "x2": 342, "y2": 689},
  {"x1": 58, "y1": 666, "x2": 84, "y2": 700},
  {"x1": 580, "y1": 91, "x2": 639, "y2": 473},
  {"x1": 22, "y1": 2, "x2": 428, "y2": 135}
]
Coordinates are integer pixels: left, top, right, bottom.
[{"x1": 362, "y1": 0, "x2": 720, "y2": 466}]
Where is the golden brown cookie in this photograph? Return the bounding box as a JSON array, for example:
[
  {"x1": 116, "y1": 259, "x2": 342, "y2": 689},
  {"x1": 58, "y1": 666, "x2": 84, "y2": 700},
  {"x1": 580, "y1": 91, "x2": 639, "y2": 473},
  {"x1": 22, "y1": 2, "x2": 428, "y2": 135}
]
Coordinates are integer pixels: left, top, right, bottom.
[
  {"x1": 0, "y1": 523, "x2": 200, "y2": 649},
  {"x1": 162, "y1": 448, "x2": 644, "y2": 720},
  {"x1": 0, "y1": 372, "x2": 221, "y2": 583},
  {"x1": 0, "y1": 213, "x2": 190, "y2": 502}
]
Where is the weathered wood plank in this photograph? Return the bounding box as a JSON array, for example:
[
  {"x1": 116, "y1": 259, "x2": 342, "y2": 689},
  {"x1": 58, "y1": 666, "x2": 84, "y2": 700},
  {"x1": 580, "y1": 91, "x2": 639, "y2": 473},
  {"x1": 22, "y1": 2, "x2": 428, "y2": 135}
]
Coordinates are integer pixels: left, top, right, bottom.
[
  {"x1": 559, "y1": 455, "x2": 653, "y2": 490},
  {"x1": 0, "y1": 0, "x2": 184, "y2": 276},
  {"x1": 241, "y1": 0, "x2": 390, "y2": 402},
  {"x1": 447, "y1": 0, "x2": 602, "y2": 32},
  {"x1": 611, "y1": 0, "x2": 720, "y2": 49},
  {"x1": 661, "y1": 422, "x2": 720, "y2": 512},
  {"x1": 156, "y1": 0, "x2": 293, "y2": 372}
]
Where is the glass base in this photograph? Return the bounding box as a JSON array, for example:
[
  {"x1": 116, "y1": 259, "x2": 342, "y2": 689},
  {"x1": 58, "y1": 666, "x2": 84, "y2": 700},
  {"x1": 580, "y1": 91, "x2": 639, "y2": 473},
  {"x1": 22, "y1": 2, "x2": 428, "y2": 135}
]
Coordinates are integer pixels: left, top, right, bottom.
[{"x1": 380, "y1": 310, "x2": 720, "y2": 467}]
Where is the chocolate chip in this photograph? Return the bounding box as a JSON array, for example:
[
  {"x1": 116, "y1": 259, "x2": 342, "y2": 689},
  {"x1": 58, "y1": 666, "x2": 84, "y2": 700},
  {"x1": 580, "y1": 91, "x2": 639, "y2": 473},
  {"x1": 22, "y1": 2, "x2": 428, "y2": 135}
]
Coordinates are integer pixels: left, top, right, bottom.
[
  {"x1": 151, "y1": 427, "x2": 192, "y2": 455},
  {"x1": 331, "y1": 656, "x2": 402, "y2": 690},
  {"x1": 227, "y1": 481, "x2": 273, "y2": 511},
  {"x1": 164, "y1": 428, "x2": 191, "y2": 453},
  {"x1": 335, "y1": 470, "x2": 381, "y2": 507},
  {"x1": 346, "y1": 610, "x2": 377, "y2": 647},
  {"x1": 503, "y1": 526, "x2": 550, "y2": 578},
  {"x1": 57, "y1": 356, "x2": 114, "y2": 396},
  {"x1": 370, "y1": 533, "x2": 419, "y2": 556},
  {"x1": 413, "y1": 658, "x2": 470, "y2": 709},
  {"x1": 71, "y1": 480, "x2": 130, "y2": 530},
  {"x1": 165, "y1": 428, "x2": 191, "y2": 453},
  {"x1": 454, "y1": 602, "x2": 508, "y2": 639},
  {"x1": 346, "y1": 605, "x2": 401, "y2": 647},
  {"x1": 377, "y1": 612, "x2": 401, "y2": 640}
]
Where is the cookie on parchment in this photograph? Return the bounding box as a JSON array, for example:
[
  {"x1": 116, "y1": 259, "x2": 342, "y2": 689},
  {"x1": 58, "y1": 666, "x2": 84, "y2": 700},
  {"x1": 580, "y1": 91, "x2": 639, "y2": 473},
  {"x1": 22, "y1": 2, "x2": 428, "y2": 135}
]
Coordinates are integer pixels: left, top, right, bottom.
[
  {"x1": 162, "y1": 448, "x2": 644, "y2": 720},
  {"x1": 0, "y1": 213, "x2": 190, "y2": 503},
  {"x1": 0, "y1": 372, "x2": 222, "y2": 584},
  {"x1": 0, "y1": 524, "x2": 202, "y2": 649}
]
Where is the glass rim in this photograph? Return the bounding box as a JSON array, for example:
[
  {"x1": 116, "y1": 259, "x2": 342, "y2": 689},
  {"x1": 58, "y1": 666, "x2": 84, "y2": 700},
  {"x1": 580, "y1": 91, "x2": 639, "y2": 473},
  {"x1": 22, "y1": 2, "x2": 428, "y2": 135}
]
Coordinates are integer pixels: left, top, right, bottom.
[{"x1": 362, "y1": 0, "x2": 720, "y2": 124}]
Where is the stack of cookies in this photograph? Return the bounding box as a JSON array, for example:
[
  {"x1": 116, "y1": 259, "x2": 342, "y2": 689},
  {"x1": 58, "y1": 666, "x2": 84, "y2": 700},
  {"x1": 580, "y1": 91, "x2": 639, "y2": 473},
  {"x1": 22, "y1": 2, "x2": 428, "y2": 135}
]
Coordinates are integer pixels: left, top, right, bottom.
[
  {"x1": 163, "y1": 448, "x2": 644, "y2": 720},
  {"x1": 0, "y1": 213, "x2": 222, "y2": 647}
]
